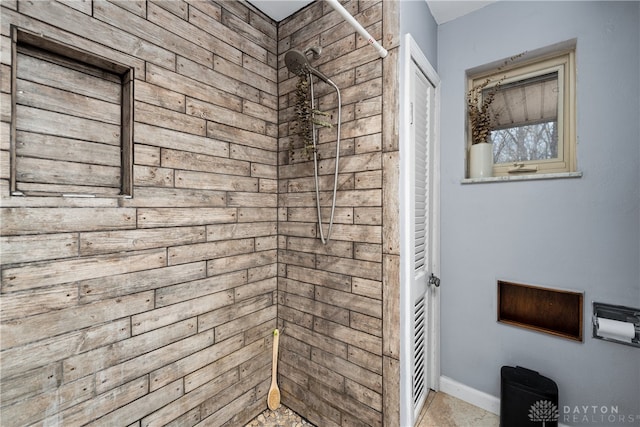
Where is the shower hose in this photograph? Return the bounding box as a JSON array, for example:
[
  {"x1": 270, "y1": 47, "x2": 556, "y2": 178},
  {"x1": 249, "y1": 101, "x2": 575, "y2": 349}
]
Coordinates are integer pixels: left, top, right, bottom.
[{"x1": 309, "y1": 74, "x2": 341, "y2": 245}]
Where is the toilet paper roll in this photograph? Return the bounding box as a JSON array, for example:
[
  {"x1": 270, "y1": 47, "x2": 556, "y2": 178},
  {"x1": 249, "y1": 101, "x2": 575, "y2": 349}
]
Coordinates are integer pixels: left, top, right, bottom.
[{"x1": 597, "y1": 318, "x2": 636, "y2": 342}]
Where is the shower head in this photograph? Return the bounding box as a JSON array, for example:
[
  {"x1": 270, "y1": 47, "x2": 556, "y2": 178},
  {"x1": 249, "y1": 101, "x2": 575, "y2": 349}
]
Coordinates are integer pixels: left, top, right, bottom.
[
  {"x1": 284, "y1": 49, "x2": 309, "y2": 77},
  {"x1": 284, "y1": 49, "x2": 331, "y2": 84}
]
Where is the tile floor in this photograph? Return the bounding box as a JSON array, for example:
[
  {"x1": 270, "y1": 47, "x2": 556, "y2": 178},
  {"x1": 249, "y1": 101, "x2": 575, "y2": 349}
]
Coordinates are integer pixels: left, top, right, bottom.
[
  {"x1": 416, "y1": 392, "x2": 499, "y2": 427},
  {"x1": 246, "y1": 392, "x2": 499, "y2": 426}
]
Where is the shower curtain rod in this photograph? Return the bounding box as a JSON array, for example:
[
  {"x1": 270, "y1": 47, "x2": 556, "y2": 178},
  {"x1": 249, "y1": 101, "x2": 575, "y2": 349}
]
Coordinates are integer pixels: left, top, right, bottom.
[{"x1": 325, "y1": 0, "x2": 388, "y2": 58}]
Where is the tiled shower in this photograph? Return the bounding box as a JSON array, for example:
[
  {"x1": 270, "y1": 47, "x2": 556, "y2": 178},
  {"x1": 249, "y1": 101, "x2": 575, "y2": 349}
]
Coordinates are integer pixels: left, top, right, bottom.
[{"x1": 0, "y1": 1, "x2": 401, "y2": 426}]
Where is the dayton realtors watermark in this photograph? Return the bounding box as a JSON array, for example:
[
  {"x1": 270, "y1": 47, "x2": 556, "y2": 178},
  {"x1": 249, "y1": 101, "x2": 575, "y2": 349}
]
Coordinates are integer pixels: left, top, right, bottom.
[{"x1": 563, "y1": 405, "x2": 640, "y2": 425}]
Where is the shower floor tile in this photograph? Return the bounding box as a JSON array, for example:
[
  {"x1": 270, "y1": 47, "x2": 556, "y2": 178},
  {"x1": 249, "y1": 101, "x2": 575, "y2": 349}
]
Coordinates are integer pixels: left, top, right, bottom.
[
  {"x1": 246, "y1": 392, "x2": 496, "y2": 426},
  {"x1": 245, "y1": 405, "x2": 315, "y2": 427}
]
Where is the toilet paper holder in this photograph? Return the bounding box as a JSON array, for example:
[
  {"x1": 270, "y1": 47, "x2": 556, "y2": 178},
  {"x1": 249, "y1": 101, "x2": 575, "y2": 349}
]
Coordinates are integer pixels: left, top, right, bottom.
[{"x1": 592, "y1": 302, "x2": 640, "y2": 348}]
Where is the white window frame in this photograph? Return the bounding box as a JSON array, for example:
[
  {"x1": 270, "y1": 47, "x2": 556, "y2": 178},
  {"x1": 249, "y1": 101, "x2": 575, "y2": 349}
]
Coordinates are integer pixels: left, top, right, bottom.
[{"x1": 467, "y1": 48, "x2": 576, "y2": 177}]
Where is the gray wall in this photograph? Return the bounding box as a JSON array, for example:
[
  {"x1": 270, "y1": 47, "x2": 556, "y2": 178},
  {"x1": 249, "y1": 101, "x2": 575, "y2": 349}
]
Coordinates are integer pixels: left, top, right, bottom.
[
  {"x1": 399, "y1": 0, "x2": 438, "y2": 67},
  {"x1": 438, "y1": 0, "x2": 640, "y2": 421}
]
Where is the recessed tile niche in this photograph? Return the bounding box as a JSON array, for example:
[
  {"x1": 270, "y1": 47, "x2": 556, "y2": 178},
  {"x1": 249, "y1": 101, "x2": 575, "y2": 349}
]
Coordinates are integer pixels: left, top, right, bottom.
[
  {"x1": 10, "y1": 27, "x2": 133, "y2": 197},
  {"x1": 498, "y1": 280, "x2": 583, "y2": 341}
]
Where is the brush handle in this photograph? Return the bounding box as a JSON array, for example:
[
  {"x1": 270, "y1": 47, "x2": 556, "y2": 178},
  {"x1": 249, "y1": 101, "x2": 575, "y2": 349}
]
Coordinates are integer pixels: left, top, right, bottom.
[{"x1": 271, "y1": 329, "x2": 279, "y2": 386}]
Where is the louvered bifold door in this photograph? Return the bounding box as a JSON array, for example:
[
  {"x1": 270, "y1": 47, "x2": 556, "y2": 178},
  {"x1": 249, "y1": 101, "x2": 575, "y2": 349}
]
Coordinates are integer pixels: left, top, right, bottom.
[{"x1": 410, "y1": 59, "x2": 434, "y2": 420}]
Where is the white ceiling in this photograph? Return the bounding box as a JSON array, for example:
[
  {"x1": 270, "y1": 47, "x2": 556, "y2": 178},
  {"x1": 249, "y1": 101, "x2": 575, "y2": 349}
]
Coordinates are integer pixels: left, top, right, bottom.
[
  {"x1": 426, "y1": 1, "x2": 496, "y2": 24},
  {"x1": 249, "y1": 0, "x2": 496, "y2": 24},
  {"x1": 250, "y1": 0, "x2": 314, "y2": 22}
]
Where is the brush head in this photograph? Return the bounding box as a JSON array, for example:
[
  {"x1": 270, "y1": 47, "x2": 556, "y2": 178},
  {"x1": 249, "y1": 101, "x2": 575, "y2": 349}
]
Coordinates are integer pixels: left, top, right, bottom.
[{"x1": 267, "y1": 386, "x2": 281, "y2": 411}]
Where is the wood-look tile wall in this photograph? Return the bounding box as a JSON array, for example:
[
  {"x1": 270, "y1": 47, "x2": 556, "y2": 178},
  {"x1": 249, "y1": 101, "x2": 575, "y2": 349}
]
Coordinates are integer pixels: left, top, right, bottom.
[
  {"x1": 0, "y1": 1, "x2": 279, "y2": 425},
  {"x1": 1, "y1": 1, "x2": 403, "y2": 426},
  {"x1": 277, "y1": 1, "x2": 400, "y2": 426}
]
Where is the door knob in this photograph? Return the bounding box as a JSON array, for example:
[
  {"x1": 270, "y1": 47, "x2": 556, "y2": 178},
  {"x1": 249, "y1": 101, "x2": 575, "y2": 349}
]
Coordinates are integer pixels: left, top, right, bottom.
[{"x1": 429, "y1": 273, "x2": 440, "y2": 287}]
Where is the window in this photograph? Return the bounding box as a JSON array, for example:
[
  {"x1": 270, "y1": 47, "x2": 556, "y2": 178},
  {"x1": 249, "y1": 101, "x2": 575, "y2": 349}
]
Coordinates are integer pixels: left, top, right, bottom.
[
  {"x1": 10, "y1": 27, "x2": 133, "y2": 197},
  {"x1": 467, "y1": 47, "x2": 576, "y2": 177}
]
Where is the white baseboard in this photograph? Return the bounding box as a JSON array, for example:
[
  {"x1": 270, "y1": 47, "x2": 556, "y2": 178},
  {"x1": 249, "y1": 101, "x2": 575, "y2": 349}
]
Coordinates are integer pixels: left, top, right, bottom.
[
  {"x1": 439, "y1": 375, "x2": 501, "y2": 415},
  {"x1": 438, "y1": 376, "x2": 569, "y2": 427}
]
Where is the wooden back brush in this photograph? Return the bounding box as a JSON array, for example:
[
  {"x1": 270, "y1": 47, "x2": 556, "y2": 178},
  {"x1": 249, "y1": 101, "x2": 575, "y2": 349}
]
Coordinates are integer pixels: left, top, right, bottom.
[{"x1": 267, "y1": 328, "x2": 281, "y2": 411}]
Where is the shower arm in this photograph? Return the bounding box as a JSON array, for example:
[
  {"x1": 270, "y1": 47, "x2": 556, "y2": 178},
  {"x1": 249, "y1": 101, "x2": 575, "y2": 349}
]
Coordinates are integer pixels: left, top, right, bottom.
[{"x1": 325, "y1": 0, "x2": 388, "y2": 59}]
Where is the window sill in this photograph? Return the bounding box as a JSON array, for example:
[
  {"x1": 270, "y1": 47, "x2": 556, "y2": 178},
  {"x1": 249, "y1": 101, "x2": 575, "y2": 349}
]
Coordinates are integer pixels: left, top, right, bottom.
[{"x1": 461, "y1": 171, "x2": 583, "y2": 184}]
